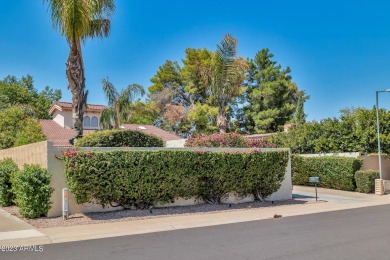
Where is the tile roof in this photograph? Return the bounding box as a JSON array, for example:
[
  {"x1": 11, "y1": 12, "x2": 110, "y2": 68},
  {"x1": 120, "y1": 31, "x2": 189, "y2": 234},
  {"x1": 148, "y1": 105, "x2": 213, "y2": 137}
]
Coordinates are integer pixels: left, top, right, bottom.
[
  {"x1": 48, "y1": 102, "x2": 106, "y2": 115},
  {"x1": 39, "y1": 120, "x2": 97, "y2": 147},
  {"x1": 40, "y1": 120, "x2": 183, "y2": 146},
  {"x1": 121, "y1": 124, "x2": 183, "y2": 142}
]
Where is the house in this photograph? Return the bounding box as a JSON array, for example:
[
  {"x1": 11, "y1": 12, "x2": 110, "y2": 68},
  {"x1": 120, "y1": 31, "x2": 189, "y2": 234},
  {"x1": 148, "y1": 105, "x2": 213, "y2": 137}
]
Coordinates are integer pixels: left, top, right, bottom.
[{"x1": 40, "y1": 102, "x2": 183, "y2": 147}]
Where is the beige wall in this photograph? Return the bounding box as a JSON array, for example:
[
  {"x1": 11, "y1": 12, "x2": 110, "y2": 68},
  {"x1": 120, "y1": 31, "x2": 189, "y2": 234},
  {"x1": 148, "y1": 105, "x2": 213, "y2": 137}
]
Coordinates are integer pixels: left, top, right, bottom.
[
  {"x1": 0, "y1": 141, "x2": 48, "y2": 169},
  {"x1": 360, "y1": 155, "x2": 390, "y2": 180}
]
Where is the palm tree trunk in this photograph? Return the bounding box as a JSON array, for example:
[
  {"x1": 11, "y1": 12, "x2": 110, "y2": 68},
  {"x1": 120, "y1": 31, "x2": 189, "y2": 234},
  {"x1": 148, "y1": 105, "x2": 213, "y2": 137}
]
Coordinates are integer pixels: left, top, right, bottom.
[
  {"x1": 66, "y1": 41, "x2": 88, "y2": 140},
  {"x1": 217, "y1": 101, "x2": 227, "y2": 134}
]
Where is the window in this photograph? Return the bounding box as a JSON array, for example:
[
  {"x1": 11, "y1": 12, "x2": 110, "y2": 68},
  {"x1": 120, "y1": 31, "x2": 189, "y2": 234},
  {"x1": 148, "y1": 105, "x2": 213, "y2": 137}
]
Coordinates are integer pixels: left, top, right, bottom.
[
  {"x1": 91, "y1": 116, "x2": 98, "y2": 127},
  {"x1": 83, "y1": 116, "x2": 90, "y2": 127}
]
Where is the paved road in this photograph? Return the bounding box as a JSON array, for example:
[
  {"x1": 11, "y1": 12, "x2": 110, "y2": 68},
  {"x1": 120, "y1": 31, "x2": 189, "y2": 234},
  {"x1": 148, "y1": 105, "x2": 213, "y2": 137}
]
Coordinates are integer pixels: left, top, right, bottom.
[{"x1": 3, "y1": 204, "x2": 390, "y2": 260}]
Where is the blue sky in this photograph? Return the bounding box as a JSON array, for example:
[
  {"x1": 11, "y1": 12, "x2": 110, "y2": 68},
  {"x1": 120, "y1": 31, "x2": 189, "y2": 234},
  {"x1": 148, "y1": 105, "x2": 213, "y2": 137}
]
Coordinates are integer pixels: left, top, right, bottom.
[{"x1": 1, "y1": 0, "x2": 390, "y2": 121}]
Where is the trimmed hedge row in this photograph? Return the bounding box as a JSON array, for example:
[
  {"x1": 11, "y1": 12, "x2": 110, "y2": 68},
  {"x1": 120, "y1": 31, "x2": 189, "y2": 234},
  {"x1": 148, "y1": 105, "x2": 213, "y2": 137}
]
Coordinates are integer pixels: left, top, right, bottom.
[
  {"x1": 63, "y1": 150, "x2": 289, "y2": 208},
  {"x1": 0, "y1": 158, "x2": 18, "y2": 206},
  {"x1": 75, "y1": 130, "x2": 164, "y2": 147},
  {"x1": 355, "y1": 170, "x2": 379, "y2": 193},
  {"x1": 292, "y1": 155, "x2": 362, "y2": 191},
  {"x1": 11, "y1": 165, "x2": 54, "y2": 218}
]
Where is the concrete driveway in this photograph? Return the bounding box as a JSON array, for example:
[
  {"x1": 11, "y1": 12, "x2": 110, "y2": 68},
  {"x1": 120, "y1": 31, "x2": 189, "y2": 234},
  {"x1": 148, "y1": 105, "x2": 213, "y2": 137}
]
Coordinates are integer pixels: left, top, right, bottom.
[{"x1": 293, "y1": 185, "x2": 387, "y2": 204}]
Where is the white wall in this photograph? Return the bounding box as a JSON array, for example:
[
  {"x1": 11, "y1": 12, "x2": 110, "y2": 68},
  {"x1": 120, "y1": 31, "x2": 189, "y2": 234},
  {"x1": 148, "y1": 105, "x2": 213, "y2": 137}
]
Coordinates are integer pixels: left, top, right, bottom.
[
  {"x1": 165, "y1": 139, "x2": 186, "y2": 148},
  {"x1": 52, "y1": 112, "x2": 65, "y2": 128},
  {"x1": 300, "y1": 152, "x2": 361, "y2": 158}
]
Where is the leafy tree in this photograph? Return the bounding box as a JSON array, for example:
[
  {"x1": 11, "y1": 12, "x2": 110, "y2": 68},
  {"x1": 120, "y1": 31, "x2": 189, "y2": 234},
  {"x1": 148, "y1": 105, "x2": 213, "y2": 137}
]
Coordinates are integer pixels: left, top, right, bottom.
[
  {"x1": 0, "y1": 75, "x2": 61, "y2": 119},
  {"x1": 271, "y1": 107, "x2": 390, "y2": 155},
  {"x1": 149, "y1": 60, "x2": 183, "y2": 94},
  {"x1": 100, "y1": 78, "x2": 145, "y2": 129},
  {"x1": 210, "y1": 34, "x2": 248, "y2": 133},
  {"x1": 0, "y1": 107, "x2": 46, "y2": 149},
  {"x1": 126, "y1": 101, "x2": 159, "y2": 125},
  {"x1": 43, "y1": 0, "x2": 115, "y2": 138},
  {"x1": 244, "y1": 48, "x2": 304, "y2": 134},
  {"x1": 188, "y1": 103, "x2": 218, "y2": 134},
  {"x1": 293, "y1": 91, "x2": 309, "y2": 126},
  {"x1": 181, "y1": 48, "x2": 213, "y2": 104}
]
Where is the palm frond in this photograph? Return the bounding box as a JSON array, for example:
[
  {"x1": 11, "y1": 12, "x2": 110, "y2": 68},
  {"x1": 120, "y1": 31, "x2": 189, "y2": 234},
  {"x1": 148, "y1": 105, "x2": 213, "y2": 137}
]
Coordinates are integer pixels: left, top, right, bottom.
[
  {"x1": 102, "y1": 78, "x2": 119, "y2": 107},
  {"x1": 120, "y1": 84, "x2": 145, "y2": 104},
  {"x1": 43, "y1": 0, "x2": 115, "y2": 42},
  {"x1": 87, "y1": 19, "x2": 111, "y2": 38},
  {"x1": 99, "y1": 107, "x2": 115, "y2": 129}
]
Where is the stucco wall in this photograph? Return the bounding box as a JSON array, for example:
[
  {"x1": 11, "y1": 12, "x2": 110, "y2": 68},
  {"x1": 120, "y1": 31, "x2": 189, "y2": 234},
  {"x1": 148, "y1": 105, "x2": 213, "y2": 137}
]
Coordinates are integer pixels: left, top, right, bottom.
[
  {"x1": 52, "y1": 112, "x2": 65, "y2": 128},
  {"x1": 360, "y1": 155, "x2": 390, "y2": 180},
  {"x1": 0, "y1": 141, "x2": 48, "y2": 169},
  {"x1": 165, "y1": 139, "x2": 186, "y2": 148},
  {"x1": 300, "y1": 152, "x2": 361, "y2": 158}
]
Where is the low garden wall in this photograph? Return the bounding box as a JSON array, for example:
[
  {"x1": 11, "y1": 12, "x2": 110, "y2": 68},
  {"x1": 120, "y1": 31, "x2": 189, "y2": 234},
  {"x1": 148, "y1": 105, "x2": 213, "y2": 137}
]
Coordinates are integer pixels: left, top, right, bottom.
[{"x1": 0, "y1": 141, "x2": 292, "y2": 217}]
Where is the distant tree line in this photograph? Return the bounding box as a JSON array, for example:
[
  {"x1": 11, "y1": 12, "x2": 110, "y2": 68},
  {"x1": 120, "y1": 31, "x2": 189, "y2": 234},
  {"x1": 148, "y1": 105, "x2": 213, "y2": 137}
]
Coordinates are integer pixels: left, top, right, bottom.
[
  {"x1": 114, "y1": 35, "x2": 308, "y2": 137},
  {"x1": 270, "y1": 107, "x2": 390, "y2": 155}
]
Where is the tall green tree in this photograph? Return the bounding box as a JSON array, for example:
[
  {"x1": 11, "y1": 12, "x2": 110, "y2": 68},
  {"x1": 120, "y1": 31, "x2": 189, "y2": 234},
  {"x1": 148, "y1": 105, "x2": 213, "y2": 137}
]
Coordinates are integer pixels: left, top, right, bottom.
[
  {"x1": 210, "y1": 34, "x2": 248, "y2": 133},
  {"x1": 126, "y1": 101, "x2": 159, "y2": 125},
  {"x1": 100, "y1": 78, "x2": 144, "y2": 129},
  {"x1": 181, "y1": 48, "x2": 213, "y2": 104},
  {"x1": 244, "y1": 48, "x2": 304, "y2": 134},
  {"x1": 293, "y1": 90, "x2": 309, "y2": 126},
  {"x1": 43, "y1": 0, "x2": 115, "y2": 138},
  {"x1": 0, "y1": 75, "x2": 61, "y2": 119},
  {"x1": 0, "y1": 107, "x2": 46, "y2": 149}
]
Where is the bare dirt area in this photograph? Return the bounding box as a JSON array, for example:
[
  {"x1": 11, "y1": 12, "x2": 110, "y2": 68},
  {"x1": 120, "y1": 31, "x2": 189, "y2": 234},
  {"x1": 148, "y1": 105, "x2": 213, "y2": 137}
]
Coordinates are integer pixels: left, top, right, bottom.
[{"x1": 1, "y1": 198, "x2": 319, "y2": 229}]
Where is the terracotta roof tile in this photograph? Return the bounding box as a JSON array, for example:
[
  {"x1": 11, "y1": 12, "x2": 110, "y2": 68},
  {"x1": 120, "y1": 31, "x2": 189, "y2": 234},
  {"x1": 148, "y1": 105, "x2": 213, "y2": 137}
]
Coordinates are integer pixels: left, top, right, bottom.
[
  {"x1": 39, "y1": 120, "x2": 97, "y2": 147},
  {"x1": 40, "y1": 120, "x2": 183, "y2": 146},
  {"x1": 49, "y1": 102, "x2": 106, "y2": 115}
]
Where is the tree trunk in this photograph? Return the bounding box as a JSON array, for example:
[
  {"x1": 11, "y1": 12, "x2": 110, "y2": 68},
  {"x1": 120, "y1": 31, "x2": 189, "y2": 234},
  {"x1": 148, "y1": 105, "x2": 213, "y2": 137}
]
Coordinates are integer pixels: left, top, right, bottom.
[
  {"x1": 66, "y1": 41, "x2": 87, "y2": 140},
  {"x1": 217, "y1": 102, "x2": 227, "y2": 134}
]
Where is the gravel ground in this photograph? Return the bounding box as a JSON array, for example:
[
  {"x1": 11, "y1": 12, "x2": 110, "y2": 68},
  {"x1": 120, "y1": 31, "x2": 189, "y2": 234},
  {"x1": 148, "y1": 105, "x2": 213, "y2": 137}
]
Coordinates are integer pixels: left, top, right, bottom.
[{"x1": 1, "y1": 198, "x2": 317, "y2": 229}]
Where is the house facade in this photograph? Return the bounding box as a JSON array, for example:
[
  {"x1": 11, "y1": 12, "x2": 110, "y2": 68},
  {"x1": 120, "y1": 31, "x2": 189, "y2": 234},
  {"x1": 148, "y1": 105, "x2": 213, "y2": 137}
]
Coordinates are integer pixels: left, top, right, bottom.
[{"x1": 41, "y1": 102, "x2": 183, "y2": 147}]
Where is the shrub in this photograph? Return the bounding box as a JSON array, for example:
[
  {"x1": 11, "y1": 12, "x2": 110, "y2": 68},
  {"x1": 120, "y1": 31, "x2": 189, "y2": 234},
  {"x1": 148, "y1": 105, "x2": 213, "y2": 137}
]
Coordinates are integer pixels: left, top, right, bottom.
[
  {"x1": 11, "y1": 165, "x2": 54, "y2": 218},
  {"x1": 63, "y1": 149, "x2": 289, "y2": 208},
  {"x1": 355, "y1": 170, "x2": 379, "y2": 193},
  {"x1": 185, "y1": 133, "x2": 276, "y2": 148},
  {"x1": 75, "y1": 129, "x2": 163, "y2": 147},
  {"x1": 0, "y1": 158, "x2": 18, "y2": 206},
  {"x1": 292, "y1": 155, "x2": 362, "y2": 191}
]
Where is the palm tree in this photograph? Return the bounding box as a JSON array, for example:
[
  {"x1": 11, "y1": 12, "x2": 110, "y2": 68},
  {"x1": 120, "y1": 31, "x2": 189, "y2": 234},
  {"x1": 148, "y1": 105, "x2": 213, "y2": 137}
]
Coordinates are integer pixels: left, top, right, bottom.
[
  {"x1": 210, "y1": 34, "x2": 248, "y2": 133},
  {"x1": 43, "y1": 0, "x2": 115, "y2": 139},
  {"x1": 100, "y1": 78, "x2": 145, "y2": 129}
]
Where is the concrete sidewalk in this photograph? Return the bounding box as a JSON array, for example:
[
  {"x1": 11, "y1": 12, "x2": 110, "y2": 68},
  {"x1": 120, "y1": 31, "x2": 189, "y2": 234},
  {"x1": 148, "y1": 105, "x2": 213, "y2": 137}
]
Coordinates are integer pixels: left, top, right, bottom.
[
  {"x1": 0, "y1": 208, "x2": 50, "y2": 245},
  {"x1": 1, "y1": 186, "x2": 390, "y2": 246}
]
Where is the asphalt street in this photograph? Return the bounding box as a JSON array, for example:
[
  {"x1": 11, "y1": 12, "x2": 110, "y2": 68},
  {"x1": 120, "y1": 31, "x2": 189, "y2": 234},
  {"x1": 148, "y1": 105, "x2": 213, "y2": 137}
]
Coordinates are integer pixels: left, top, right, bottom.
[{"x1": 3, "y1": 204, "x2": 390, "y2": 260}]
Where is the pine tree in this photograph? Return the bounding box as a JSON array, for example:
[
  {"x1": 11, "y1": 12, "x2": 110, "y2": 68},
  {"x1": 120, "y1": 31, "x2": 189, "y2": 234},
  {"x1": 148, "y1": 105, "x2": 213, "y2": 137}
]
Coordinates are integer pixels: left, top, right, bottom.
[{"x1": 244, "y1": 48, "x2": 302, "y2": 134}]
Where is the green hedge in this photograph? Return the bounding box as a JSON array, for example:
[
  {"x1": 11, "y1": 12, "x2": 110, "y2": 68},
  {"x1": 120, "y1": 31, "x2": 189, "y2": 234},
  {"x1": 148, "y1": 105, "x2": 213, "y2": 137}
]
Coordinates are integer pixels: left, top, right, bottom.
[
  {"x1": 292, "y1": 155, "x2": 362, "y2": 191},
  {"x1": 355, "y1": 170, "x2": 379, "y2": 193},
  {"x1": 11, "y1": 165, "x2": 54, "y2": 218},
  {"x1": 63, "y1": 150, "x2": 289, "y2": 208},
  {"x1": 75, "y1": 130, "x2": 164, "y2": 147},
  {"x1": 0, "y1": 158, "x2": 18, "y2": 206}
]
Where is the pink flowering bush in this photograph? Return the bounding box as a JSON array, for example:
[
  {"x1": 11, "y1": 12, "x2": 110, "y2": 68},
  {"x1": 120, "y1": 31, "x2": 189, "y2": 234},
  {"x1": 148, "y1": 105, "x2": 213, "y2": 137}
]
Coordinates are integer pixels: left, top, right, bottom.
[{"x1": 185, "y1": 133, "x2": 276, "y2": 148}]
